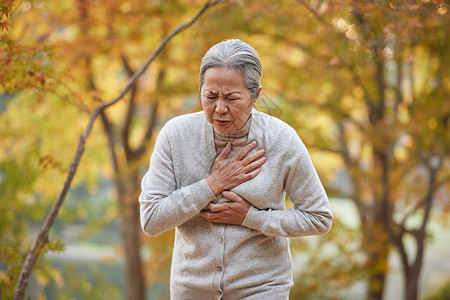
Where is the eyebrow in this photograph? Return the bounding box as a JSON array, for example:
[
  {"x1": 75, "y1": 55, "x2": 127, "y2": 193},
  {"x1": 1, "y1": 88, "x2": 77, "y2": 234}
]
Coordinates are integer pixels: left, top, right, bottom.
[{"x1": 205, "y1": 90, "x2": 240, "y2": 96}]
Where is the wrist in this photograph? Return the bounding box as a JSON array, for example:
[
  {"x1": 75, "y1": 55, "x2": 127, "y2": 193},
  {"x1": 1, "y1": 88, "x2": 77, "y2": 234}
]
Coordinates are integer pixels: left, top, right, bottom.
[{"x1": 206, "y1": 175, "x2": 222, "y2": 196}]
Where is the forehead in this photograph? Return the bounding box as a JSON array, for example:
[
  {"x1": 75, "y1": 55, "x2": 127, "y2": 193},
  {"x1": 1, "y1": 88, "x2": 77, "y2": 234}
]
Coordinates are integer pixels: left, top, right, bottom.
[{"x1": 203, "y1": 67, "x2": 246, "y2": 91}]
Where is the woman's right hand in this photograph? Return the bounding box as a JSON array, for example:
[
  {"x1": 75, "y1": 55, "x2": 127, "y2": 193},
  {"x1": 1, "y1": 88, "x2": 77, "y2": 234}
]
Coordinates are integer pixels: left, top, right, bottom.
[{"x1": 205, "y1": 141, "x2": 266, "y2": 196}]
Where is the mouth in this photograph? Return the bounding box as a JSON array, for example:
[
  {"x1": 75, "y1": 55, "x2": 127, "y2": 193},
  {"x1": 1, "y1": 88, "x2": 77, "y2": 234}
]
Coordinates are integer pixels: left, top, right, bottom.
[{"x1": 215, "y1": 119, "x2": 231, "y2": 126}]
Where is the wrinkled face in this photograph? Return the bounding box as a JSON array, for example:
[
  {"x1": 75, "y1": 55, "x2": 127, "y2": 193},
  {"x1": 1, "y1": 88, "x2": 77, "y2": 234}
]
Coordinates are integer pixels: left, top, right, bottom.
[{"x1": 201, "y1": 67, "x2": 261, "y2": 134}]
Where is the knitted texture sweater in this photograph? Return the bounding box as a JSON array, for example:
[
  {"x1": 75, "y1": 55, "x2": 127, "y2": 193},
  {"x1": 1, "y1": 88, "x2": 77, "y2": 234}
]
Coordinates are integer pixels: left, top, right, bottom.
[{"x1": 139, "y1": 109, "x2": 333, "y2": 299}]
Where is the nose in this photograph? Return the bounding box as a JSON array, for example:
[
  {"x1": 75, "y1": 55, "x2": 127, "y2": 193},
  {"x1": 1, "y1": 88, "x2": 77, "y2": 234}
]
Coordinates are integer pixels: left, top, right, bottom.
[{"x1": 215, "y1": 99, "x2": 228, "y2": 114}]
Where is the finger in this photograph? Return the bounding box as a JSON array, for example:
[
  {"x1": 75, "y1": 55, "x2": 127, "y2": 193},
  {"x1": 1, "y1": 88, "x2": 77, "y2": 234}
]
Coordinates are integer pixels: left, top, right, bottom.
[
  {"x1": 208, "y1": 202, "x2": 230, "y2": 212},
  {"x1": 199, "y1": 210, "x2": 215, "y2": 221},
  {"x1": 241, "y1": 168, "x2": 261, "y2": 181},
  {"x1": 222, "y1": 191, "x2": 243, "y2": 202},
  {"x1": 243, "y1": 156, "x2": 266, "y2": 173},
  {"x1": 241, "y1": 149, "x2": 266, "y2": 165},
  {"x1": 234, "y1": 141, "x2": 257, "y2": 161},
  {"x1": 217, "y1": 143, "x2": 232, "y2": 159}
]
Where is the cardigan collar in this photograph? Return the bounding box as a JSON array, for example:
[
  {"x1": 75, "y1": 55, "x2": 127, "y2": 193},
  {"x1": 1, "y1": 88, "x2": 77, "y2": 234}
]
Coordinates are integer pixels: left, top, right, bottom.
[{"x1": 203, "y1": 108, "x2": 262, "y2": 158}]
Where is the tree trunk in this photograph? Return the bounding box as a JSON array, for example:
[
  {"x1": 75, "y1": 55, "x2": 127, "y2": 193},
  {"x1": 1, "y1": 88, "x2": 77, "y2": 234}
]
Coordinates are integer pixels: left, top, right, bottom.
[
  {"x1": 117, "y1": 173, "x2": 145, "y2": 300},
  {"x1": 367, "y1": 271, "x2": 386, "y2": 300},
  {"x1": 405, "y1": 270, "x2": 420, "y2": 300},
  {"x1": 365, "y1": 228, "x2": 389, "y2": 300}
]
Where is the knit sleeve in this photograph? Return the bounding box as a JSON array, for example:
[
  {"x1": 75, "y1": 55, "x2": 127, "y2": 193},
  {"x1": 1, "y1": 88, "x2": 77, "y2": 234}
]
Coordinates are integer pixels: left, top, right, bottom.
[
  {"x1": 241, "y1": 131, "x2": 333, "y2": 237},
  {"x1": 139, "y1": 124, "x2": 216, "y2": 237}
]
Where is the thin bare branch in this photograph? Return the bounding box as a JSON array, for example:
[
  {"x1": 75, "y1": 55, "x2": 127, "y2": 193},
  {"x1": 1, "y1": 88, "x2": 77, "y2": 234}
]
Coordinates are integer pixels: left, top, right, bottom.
[
  {"x1": 296, "y1": 0, "x2": 341, "y2": 36},
  {"x1": 100, "y1": 111, "x2": 120, "y2": 174},
  {"x1": 308, "y1": 144, "x2": 342, "y2": 155},
  {"x1": 120, "y1": 54, "x2": 137, "y2": 161},
  {"x1": 47, "y1": 86, "x2": 91, "y2": 114},
  {"x1": 133, "y1": 101, "x2": 159, "y2": 160}
]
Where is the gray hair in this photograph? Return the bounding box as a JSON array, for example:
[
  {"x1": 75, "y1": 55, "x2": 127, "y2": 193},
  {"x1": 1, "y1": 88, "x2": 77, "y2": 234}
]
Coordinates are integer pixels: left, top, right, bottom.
[{"x1": 199, "y1": 39, "x2": 262, "y2": 99}]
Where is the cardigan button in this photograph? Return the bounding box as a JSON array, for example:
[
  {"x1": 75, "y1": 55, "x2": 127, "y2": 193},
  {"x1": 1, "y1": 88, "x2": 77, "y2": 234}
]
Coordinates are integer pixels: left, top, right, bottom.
[
  {"x1": 218, "y1": 238, "x2": 223, "y2": 243},
  {"x1": 216, "y1": 266, "x2": 222, "y2": 272}
]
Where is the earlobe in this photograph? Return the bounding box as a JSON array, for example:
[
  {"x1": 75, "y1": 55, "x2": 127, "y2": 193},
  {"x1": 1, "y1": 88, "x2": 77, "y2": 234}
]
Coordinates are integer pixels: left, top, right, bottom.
[
  {"x1": 253, "y1": 86, "x2": 263, "y2": 106},
  {"x1": 257, "y1": 86, "x2": 263, "y2": 99}
]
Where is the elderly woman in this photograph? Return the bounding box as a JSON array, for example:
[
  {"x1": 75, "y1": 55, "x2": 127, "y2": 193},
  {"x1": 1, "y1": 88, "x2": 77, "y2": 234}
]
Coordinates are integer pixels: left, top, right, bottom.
[{"x1": 139, "y1": 39, "x2": 333, "y2": 299}]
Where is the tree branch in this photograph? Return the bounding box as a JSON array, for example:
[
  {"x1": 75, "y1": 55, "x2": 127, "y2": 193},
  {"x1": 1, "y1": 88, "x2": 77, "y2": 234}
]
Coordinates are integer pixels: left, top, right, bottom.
[
  {"x1": 388, "y1": 155, "x2": 442, "y2": 283},
  {"x1": 130, "y1": 67, "x2": 165, "y2": 160},
  {"x1": 13, "y1": 1, "x2": 224, "y2": 298},
  {"x1": 336, "y1": 120, "x2": 367, "y2": 224},
  {"x1": 100, "y1": 111, "x2": 120, "y2": 174},
  {"x1": 296, "y1": 0, "x2": 341, "y2": 36},
  {"x1": 120, "y1": 54, "x2": 137, "y2": 162},
  {"x1": 241, "y1": 28, "x2": 314, "y2": 54},
  {"x1": 133, "y1": 101, "x2": 159, "y2": 160}
]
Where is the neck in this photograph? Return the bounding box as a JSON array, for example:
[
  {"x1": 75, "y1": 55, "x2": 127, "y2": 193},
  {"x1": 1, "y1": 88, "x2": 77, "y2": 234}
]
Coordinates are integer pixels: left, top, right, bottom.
[{"x1": 213, "y1": 115, "x2": 252, "y2": 155}]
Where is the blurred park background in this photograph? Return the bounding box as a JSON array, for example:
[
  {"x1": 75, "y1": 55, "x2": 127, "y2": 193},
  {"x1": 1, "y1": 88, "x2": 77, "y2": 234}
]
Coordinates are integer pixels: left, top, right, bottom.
[{"x1": 1, "y1": 0, "x2": 449, "y2": 299}]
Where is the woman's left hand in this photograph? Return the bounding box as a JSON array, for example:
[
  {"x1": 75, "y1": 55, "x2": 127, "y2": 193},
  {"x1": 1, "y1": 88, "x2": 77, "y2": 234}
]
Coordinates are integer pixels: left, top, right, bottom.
[{"x1": 199, "y1": 191, "x2": 251, "y2": 225}]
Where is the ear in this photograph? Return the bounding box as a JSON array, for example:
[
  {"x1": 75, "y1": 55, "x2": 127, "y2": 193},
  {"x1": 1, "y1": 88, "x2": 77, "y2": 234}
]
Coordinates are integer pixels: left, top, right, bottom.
[{"x1": 253, "y1": 85, "x2": 263, "y2": 106}]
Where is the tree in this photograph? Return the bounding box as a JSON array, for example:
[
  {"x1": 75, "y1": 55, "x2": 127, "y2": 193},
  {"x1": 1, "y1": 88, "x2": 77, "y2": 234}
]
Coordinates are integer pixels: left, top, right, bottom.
[
  {"x1": 1, "y1": 1, "x2": 228, "y2": 299},
  {"x1": 274, "y1": 1, "x2": 449, "y2": 299}
]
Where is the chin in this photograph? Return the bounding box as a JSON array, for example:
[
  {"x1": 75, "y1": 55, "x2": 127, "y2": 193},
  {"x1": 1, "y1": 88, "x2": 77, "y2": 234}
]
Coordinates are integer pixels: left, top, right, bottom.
[{"x1": 214, "y1": 126, "x2": 234, "y2": 134}]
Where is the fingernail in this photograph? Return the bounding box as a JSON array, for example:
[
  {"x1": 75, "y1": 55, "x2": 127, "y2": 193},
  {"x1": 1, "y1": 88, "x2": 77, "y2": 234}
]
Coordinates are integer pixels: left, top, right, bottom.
[{"x1": 251, "y1": 141, "x2": 257, "y2": 146}]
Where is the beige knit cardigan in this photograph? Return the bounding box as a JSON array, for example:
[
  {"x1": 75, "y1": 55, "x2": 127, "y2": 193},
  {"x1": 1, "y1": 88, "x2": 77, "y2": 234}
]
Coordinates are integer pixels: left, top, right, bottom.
[{"x1": 139, "y1": 109, "x2": 333, "y2": 300}]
